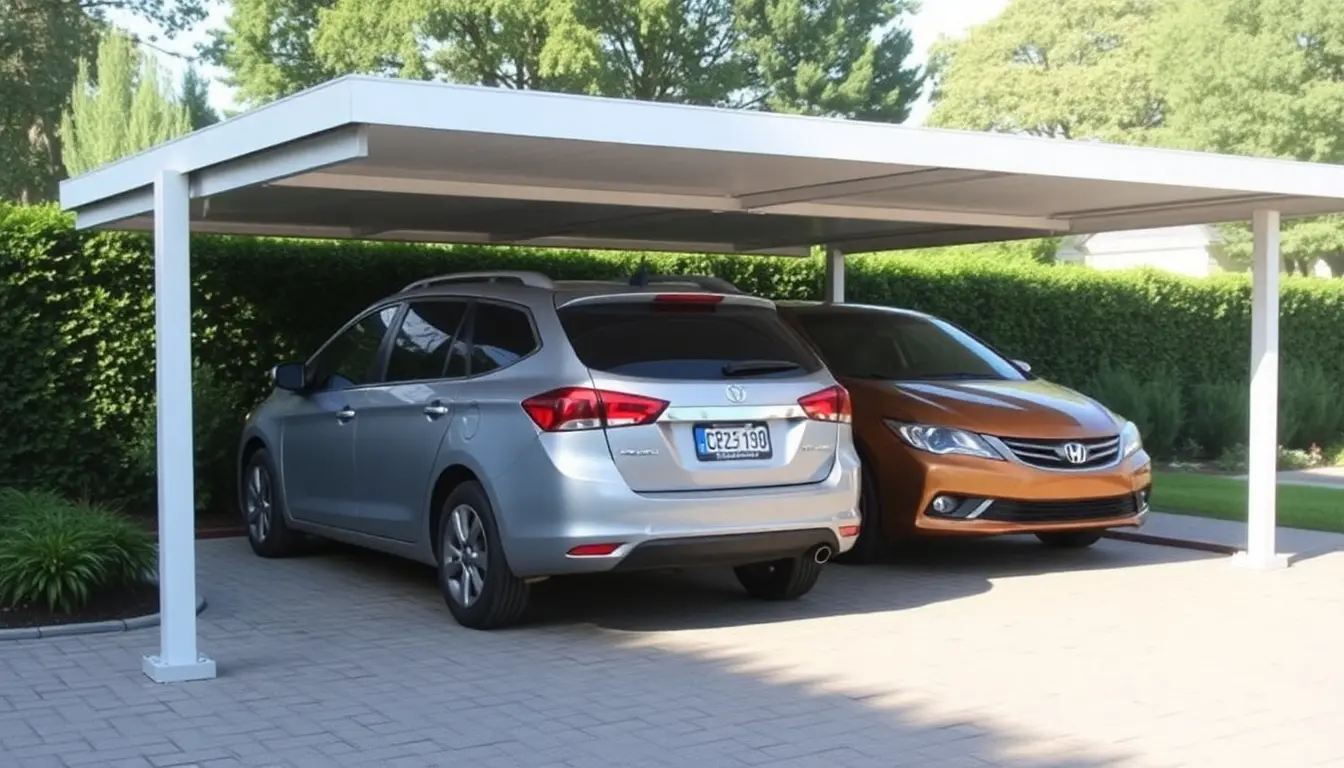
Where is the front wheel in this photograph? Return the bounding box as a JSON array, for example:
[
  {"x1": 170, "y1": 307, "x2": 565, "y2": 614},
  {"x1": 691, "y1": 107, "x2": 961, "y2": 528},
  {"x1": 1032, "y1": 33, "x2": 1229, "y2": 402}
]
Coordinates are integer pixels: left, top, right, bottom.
[
  {"x1": 241, "y1": 448, "x2": 302, "y2": 558},
  {"x1": 437, "y1": 482, "x2": 530, "y2": 630},
  {"x1": 1036, "y1": 530, "x2": 1104, "y2": 549},
  {"x1": 734, "y1": 555, "x2": 823, "y2": 600}
]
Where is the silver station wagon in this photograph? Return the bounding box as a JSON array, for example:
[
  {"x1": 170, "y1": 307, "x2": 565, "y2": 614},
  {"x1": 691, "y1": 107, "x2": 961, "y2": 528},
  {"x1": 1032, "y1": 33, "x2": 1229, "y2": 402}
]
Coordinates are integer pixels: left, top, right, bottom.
[{"x1": 237, "y1": 271, "x2": 862, "y2": 628}]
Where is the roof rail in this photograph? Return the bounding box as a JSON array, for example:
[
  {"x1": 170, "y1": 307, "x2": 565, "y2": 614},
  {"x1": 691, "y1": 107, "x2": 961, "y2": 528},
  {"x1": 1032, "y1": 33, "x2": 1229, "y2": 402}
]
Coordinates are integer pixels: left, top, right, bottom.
[
  {"x1": 400, "y1": 270, "x2": 555, "y2": 292},
  {"x1": 630, "y1": 274, "x2": 743, "y2": 294}
]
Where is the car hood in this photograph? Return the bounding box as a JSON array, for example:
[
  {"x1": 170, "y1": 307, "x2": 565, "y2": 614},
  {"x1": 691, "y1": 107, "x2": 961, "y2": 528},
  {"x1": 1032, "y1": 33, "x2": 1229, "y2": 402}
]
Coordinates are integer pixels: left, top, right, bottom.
[{"x1": 844, "y1": 377, "x2": 1122, "y2": 439}]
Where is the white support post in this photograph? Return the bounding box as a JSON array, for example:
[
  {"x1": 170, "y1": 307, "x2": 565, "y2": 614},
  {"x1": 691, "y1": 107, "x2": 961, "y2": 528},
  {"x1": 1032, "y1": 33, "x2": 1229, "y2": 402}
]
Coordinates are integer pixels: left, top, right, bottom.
[
  {"x1": 823, "y1": 245, "x2": 845, "y2": 303},
  {"x1": 1237, "y1": 209, "x2": 1289, "y2": 570},
  {"x1": 143, "y1": 170, "x2": 217, "y2": 682}
]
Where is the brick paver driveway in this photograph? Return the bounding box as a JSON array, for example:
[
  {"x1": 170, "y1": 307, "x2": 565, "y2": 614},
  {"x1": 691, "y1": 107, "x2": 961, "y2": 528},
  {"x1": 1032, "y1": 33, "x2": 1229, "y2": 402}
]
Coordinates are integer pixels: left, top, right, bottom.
[{"x1": 3, "y1": 535, "x2": 1342, "y2": 768}]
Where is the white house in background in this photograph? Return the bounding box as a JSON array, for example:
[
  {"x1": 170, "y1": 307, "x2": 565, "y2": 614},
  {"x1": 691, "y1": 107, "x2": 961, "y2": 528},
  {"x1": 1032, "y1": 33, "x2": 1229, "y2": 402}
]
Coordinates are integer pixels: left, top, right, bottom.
[
  {"x1": 1054, "y1": 225, "x2": 1229, "y2": 277},
  {"x1": 1054, "y1": 225, "x2": 1335, "y2": 277}
]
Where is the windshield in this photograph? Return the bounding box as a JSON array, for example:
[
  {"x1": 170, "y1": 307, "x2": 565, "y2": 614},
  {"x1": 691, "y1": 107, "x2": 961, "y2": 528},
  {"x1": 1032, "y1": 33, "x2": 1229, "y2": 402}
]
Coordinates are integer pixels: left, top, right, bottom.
[{"x1": 789, "y1": 309, "x2": 1027, "y2": 382}]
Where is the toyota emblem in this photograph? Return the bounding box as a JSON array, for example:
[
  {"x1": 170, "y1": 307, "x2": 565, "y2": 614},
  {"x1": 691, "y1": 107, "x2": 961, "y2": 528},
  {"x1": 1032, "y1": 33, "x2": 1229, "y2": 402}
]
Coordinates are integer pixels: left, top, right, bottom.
[
  {"x1": 1061, "y1": 442, "x2": 1089, "y2": 464},
  {"x1": 725, "y1": 384, "x2": 747, "y2": 404}
]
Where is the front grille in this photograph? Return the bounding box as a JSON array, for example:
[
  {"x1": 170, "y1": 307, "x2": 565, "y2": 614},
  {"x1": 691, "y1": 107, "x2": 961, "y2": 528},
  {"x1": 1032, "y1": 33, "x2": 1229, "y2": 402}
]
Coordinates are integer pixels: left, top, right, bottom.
[
  {"x1": 998, "y1": 435, "x2": 1120, "y2": 470},
  {"x1": 978, "y1": 493, "x2": 1140, "y2": 523}
]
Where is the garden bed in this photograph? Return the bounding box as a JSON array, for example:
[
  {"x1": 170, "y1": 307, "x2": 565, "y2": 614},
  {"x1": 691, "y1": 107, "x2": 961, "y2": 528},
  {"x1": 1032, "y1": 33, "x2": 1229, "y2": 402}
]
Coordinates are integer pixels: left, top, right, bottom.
[{"x1": 0, "y1": 580, "x2": 158, "y2": 629}]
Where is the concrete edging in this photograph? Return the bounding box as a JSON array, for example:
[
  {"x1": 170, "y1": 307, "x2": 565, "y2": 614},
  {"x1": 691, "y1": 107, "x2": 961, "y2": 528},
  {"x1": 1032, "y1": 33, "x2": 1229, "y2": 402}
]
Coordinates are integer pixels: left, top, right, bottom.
[
  {"x1": 1102, "y1": 530, "x2": 1239, "y2": 555},
  {"x1": 0, "y1": 594, "x2": 207, "y2": 642}
]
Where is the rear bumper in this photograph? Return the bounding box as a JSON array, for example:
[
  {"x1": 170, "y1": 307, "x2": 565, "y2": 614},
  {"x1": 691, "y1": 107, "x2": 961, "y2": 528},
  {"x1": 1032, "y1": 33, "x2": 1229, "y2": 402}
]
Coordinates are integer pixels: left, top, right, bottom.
[
  {"x1": 612, "y1": 529, "x2": 839, "y2": 572},
  {"x1": 484, "y1": 430, "x2": 861, "y2": 577}
]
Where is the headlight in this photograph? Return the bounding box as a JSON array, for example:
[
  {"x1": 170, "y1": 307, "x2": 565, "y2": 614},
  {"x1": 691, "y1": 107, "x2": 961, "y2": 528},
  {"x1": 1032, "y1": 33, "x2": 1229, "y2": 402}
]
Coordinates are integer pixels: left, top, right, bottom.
[
  {"x1": 1120, "y1": 420, "x2": 1143, "y2": 458},
  {"x1": 885, "y1": 420, "x2": 1003, "y2": 460}
]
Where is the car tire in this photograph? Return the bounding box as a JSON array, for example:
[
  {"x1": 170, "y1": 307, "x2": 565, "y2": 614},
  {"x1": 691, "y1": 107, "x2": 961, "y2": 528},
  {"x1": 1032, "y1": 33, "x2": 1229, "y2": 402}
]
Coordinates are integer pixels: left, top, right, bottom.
[
  {"x1": 1036, "y1": 530, "x2": 1104, "y2": 548},
  {"x1": 734, "y1": 555, "x2": 824, "y2": 600},
  {"x1": 241, "y1": 448, "x2": 302, "y2": 558},
  {"x1": 437, "y1": 481, "x2": 530, "y2": 630},
  {"x1": 835, "y1": 463, "x2": 886, "y2": 565}
]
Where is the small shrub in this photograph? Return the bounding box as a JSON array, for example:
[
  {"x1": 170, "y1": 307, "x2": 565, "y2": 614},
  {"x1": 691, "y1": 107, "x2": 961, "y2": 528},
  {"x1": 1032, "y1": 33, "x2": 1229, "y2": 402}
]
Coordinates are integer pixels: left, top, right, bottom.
[
  {"x1": 1186, "y1": 380, "x2": 1249, "y2": 459},
  {"x1": 0, "y1": 489, "x2": 155, "y2": 614},
  {"x1": 1082, "y1": 366, "x2": 1184, "y2": 459},
  {"x1": 126, "y1": 363, "x2": 248, "y2": 512},
  {"x1": 1212, "y1": 443, "x2": 1325, "y2": 473},
  {"x1": 1279, "y1": 361, "x2": 1343, "y2": 449}
]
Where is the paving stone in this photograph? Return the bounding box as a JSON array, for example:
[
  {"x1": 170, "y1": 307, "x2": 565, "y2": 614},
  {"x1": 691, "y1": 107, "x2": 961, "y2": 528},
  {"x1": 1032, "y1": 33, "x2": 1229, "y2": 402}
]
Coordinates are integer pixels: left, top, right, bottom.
[{"x1": 0, "y1": 536, "x2": 1341, "y2": 768}]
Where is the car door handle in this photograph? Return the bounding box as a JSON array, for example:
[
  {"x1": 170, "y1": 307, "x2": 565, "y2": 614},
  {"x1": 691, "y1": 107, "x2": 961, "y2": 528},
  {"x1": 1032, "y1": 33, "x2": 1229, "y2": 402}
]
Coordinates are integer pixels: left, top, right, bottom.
[
  {"x1": 336, "y1": 407, "x2": 356, "y2": 422},
  {"x1": 423, "y1": 402, "x2": 450, "y2": 418}
]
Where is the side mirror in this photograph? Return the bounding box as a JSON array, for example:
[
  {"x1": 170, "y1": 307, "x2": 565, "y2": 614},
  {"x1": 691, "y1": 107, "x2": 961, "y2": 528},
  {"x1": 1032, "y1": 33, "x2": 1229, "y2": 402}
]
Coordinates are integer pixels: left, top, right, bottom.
[
  {"x1": 270, "y1": 362, "x2": 306, "y2": 392},
  {"x1": 1012, "y1": 359, "x2": 1032, "y2": 373}
]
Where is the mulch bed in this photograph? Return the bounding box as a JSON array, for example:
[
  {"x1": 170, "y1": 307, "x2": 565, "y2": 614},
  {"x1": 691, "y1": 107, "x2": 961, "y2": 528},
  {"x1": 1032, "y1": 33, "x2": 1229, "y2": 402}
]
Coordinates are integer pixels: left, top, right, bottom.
[{"x1": 0, "y1": 581, "x2": 159, "y2": 630}]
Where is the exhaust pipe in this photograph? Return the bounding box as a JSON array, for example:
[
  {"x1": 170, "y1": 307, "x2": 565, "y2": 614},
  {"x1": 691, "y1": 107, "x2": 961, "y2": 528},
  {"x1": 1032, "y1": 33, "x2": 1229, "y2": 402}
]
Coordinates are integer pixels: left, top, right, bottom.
[{"x1": 811, "y1": 544, "x2": 833, "y2": 564}]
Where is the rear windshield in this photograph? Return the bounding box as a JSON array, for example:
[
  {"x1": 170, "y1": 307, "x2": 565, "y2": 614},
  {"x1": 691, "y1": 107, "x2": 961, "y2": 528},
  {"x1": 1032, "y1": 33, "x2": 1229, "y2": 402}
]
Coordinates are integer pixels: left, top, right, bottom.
[
  {"x1": 789, "y1": 309, "x2": 1026, "y2": 382},
  {"x1": 558, "y1": 301, "x2": 824, "y2": 380}
]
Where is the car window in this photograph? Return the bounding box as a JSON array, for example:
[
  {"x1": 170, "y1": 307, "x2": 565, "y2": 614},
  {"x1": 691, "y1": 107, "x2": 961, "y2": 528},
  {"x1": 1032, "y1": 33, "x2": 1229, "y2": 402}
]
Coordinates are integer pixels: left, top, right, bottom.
[
  {"x1": 558, "y1": 301, "x2": 823, "y2": 380},
  {"x1": 790, "y1": 310, "x2": 1025, "y2": 382},
  {"x1": 385, "y1": 300, "x2": 469, "y2": 383},
  {"x1": 466, "y1": 302, "x2": 538, "y2": 376},
  {"x1": 308, "y1": 305, "x2": 399, "y2": 390}
]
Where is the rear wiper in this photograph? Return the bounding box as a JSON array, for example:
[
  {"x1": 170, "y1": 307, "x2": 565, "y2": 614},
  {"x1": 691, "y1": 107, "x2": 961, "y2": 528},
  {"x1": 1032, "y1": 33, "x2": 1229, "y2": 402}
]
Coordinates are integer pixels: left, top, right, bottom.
[{"x1": 722, "y1": 359, "x2": 803, "y2": 377}]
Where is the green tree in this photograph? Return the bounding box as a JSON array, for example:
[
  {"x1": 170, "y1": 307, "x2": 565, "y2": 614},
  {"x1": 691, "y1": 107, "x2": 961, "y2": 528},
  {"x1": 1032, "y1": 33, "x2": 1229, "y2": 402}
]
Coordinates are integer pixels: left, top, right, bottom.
[
  {"x1": 926, "y1": 0, "x2": 1165, "y2": 142},
  {"x1": 1151, "y1": 0, "x2": 1344, "y2": 277},
  {"x1": 1, "y1": 0, "x2": 207, "y2": 202},
  {"x1": 180, "y1": 64, "x2": 219, "y2": 129},
  {"x1": 206, "y1": 0, "x2": 922, "y2": 120},
  {"x1": 0, "y1": 0, "x2": 99, "y2": 201},
  {"x1": 60, "y1": 29, "x2": 191, "y2": 177}
]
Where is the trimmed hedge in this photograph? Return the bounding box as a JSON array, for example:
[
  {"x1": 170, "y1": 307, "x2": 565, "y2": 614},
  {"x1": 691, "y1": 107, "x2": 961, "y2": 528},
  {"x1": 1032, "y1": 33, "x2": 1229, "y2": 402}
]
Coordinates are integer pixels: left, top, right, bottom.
[{"x1": 4, "y1": 203, "x2": 1344, "y2": 506}]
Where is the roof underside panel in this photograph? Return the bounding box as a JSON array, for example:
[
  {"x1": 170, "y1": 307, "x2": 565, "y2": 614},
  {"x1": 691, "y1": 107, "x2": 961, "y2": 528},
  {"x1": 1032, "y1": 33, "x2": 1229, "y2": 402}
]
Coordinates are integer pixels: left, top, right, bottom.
[{"x1": 61, "y1": 77, "x2": 1344, "y2": 255}]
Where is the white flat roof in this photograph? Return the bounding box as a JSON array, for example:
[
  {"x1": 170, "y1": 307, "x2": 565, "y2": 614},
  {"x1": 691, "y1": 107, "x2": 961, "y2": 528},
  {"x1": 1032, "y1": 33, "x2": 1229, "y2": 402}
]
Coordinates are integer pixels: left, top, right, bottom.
[{"x1": 59, "y1": 75, "x2": 1344, "y2": 255}]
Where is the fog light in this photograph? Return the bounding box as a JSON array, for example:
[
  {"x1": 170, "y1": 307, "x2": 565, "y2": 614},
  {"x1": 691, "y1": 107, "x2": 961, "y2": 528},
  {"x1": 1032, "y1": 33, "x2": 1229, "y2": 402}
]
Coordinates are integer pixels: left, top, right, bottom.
[
  {"x1": 931, "y1": 495, "x2": 958, "y2": 515},
  {"x1": 839, "y1": 524, "x2": 861, "y2": 538}
]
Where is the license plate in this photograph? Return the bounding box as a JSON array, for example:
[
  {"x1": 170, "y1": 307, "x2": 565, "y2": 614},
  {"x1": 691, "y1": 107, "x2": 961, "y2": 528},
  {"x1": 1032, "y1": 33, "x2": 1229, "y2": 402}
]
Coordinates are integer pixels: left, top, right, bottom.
[{"x1": 693, "y1": 422, "x2": 772, "y2": 462}]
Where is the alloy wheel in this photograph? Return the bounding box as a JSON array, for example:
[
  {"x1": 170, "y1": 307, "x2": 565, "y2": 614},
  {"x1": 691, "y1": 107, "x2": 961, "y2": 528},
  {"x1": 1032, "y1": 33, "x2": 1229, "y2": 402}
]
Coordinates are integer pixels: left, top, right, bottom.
[
  {"x1": 244, "y1": 464, "x2": 272, "y2": 543},
  {"x1": 442, "y1": 504, "x2": 488, "y2": 607}
]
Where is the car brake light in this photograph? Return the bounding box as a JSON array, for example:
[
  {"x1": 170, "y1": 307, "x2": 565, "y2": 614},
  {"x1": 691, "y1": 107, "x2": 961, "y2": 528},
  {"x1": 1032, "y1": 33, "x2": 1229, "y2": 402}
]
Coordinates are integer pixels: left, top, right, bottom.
[
  {"x1": 798, "y1": 385, "x2": 852, "y2": 423},
  {"x1": 653, "y1": 293, "x2": 723, "y2": 304},
  {"x1": 651, "y1": 293, "x2": 723, "y2": 312},
  {"x1": 522, "y1": 387, "x2": 668, "y2": 432}
]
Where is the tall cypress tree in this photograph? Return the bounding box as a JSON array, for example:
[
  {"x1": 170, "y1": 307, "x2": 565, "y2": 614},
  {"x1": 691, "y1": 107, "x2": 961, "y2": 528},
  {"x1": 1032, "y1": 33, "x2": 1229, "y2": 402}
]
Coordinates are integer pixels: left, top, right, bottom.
[{"x1": 60, "y1": 29, "x2": 192, "y2": 177}]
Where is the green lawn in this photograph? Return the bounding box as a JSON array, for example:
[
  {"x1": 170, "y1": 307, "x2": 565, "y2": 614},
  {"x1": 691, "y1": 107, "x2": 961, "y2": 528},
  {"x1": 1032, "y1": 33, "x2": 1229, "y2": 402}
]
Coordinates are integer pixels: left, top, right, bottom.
[{"x1": 1153, "y1": 471, "x2": 1344, "y2": 534}]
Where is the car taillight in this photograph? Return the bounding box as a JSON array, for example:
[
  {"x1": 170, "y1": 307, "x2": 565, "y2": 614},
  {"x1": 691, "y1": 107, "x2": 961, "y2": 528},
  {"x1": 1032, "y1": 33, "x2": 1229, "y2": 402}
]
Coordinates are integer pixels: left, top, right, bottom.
[
  {"x1": 651, "y1": 293, "x2": 723, "y2": 312},
  {"x1": 798, "y1": 385, "x2": 852, "y2": 423},
  {"x1": 522, "y1": 387, "x2": 669, "y2": 432}
]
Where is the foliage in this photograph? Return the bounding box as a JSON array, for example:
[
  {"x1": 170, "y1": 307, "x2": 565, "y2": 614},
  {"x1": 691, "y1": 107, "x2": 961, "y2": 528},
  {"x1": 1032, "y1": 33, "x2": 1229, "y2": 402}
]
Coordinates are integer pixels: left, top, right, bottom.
[
  {"x1": 60, "y1": 28, "x2": 192, "y2": 178},
  {"x1": 0, "y1": 0, "x2": 100, "y2": 202},
  {"x1": 0, "y1": 488, "x2": 155, "y2": 614},
  {"x1": 1278, "y1": 361, "x2": 1343, "y2": 449},
  {"x1": 930, "y1": 0, "x2": 1344, "y2": 275},
  {"x1": 1186, "y1": 380, "x2": 1248, "y2": 459},
  {"x1": 1081, "y1": 365, "x2": 1183, "y2": 459},
  {"x1": 4, "y1": 203, "x2": 1344, "y2": 504},
  {"x1": 180, "y1": 65, "x2": 219, "y2": 130},
  {"x1": 126, "y1": 364, "x2": 250, "y2": 513},
  {"x1": 2, "y1": 0, "x2": 205, "y2": 204},
  {"x1": 205, "y1": 0, "x2": 922, "y2": 120},
  {"x1": 926, "y1": 0, "x2": 1165, "y2": 142}
]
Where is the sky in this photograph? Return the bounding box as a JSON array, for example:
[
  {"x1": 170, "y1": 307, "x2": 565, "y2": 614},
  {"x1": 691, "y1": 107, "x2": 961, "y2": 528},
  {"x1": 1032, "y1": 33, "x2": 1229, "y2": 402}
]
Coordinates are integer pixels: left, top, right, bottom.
[{"x1": 109, "y1": 0, "x2": 1011, "y2": 124}]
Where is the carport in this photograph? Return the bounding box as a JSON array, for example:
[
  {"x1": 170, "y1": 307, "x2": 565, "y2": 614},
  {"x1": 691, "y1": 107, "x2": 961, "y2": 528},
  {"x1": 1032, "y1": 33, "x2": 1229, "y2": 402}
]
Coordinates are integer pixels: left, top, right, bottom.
[{"x1": 60, "y1": 75, "x2": 1344, "y2": 683}]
